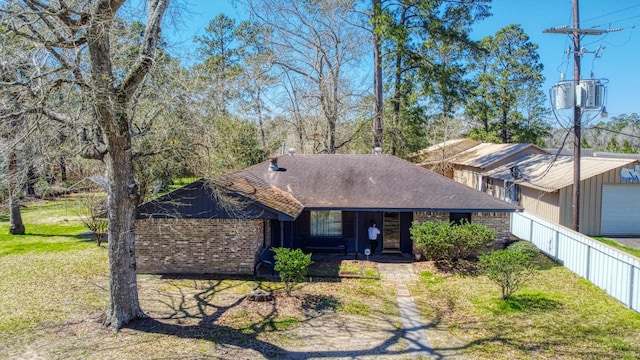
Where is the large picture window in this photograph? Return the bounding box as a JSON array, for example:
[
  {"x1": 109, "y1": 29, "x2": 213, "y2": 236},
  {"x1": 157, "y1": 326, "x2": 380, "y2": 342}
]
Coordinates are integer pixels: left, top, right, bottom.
[{"x1": 310, "y1": 210, "x2": 342, "y2": 236}]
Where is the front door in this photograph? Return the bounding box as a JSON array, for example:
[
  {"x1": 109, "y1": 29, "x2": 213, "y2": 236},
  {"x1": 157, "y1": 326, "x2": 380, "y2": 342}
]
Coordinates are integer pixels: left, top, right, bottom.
[{"x1": 383, "y1": 212, "x2": 401, "y2": 253}]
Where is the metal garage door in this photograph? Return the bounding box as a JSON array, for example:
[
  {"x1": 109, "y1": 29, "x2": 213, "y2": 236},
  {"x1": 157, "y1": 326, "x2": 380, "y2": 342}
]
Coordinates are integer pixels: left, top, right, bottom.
[{"x1": 601, "y1": 185, "x2": 640, "y2": 235}]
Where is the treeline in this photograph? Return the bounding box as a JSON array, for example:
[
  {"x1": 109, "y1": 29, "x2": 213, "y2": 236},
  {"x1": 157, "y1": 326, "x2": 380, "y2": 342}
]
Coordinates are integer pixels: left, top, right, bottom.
[{"x1": 1, "y1": 1, "x2": 557, "y2": 203}]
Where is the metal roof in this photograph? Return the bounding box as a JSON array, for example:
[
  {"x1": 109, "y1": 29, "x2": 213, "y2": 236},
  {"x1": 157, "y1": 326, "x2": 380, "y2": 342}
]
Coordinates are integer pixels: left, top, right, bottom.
[
  {"x1": 484, "y1": 154, "x2": 638, "y2": 192},
  {"x1": 407, "y1": 138, "x2": 479, "y2": 165},
  {"x1": 451, "y1": 143, "x2": 545, "y2": 169}
]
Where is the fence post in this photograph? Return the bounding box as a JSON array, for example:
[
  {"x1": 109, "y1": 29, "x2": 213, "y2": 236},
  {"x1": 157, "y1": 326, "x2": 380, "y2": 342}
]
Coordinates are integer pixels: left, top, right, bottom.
[
  {"x1": 585, "y1": 245, "x2": 591, "y2": 280},
  {"x1": 529, "y1": 217, "x2": 534, "y2": 242},
  {"x1": 554, "y1": 231, "x2": 560, "y2": 260},
  {"x1": 630, "y1": 265, "x2": 636, "y2": 311}
]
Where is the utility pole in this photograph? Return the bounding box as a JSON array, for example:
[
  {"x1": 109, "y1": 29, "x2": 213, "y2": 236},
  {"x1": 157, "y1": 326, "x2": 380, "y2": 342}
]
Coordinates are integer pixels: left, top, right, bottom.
[{"x1": 543, "y1": 0, "x2": 619, "y2": 232}]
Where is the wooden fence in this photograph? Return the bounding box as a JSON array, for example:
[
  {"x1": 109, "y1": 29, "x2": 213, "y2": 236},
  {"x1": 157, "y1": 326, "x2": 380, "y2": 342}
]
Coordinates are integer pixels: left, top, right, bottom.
[{"x1": 511, "y1": 211, "x2": 639, "y2": 313}]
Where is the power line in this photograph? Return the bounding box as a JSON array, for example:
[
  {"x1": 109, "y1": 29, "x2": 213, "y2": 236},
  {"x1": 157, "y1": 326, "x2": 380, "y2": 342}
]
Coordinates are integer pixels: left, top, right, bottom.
[
  {"x1": 588, "y1": 14, "x2": 640, "y2": 30},
  {"x1": 589, "y1": 126, "x2": 640, "y2": 139},
  {"x1": 581, "y1": 4, "x2": 640, "y2": 24}
]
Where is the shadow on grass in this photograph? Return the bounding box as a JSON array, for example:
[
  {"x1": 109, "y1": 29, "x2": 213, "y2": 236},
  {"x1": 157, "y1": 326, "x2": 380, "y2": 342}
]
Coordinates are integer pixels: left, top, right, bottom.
[
  {"x1": 125, "y1": 278, "x2": 451, "y2": 359},
  {"x1": 307, "y1": 259, "x2": 379, "y2": 279},
  {"x1": 500, "y1": 293, "x2": 562, "y2": 312}
]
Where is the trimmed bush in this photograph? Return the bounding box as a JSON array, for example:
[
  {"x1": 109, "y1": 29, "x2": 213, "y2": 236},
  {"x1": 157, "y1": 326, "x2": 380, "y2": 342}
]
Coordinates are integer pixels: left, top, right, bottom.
[
  {"x1": 410, "y1": 220, "x2": 496, "y2": 261},
  {"x1": 507, "y1": 240, "x2": 539, "y2": 260},
  {"x1": 479, "y1": 248, "x2": 534, "y2": 300},
  {"x1": 272, "y1": 247, "x2": 313, "y2": 296}
]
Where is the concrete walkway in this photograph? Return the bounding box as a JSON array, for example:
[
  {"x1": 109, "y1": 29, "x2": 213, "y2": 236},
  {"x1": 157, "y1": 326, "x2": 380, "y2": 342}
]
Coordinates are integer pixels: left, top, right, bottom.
[{"x1": 377, "y1": 261, "x2": 434, "y2": 358}]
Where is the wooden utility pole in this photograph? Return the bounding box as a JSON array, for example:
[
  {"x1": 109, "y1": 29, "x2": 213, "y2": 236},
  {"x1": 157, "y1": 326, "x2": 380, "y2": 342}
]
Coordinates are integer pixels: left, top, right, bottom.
[
  {"x1": 571, "y1": 0, "x2": 581, "y2": 232},
  {"x1": 543, "y1": 0, "x2": 618, "y2": 231}
]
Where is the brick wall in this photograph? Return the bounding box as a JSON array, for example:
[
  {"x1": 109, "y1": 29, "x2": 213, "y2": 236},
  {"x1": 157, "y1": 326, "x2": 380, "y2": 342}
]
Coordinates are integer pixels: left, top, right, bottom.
[
  {"x1": 135, "y1": 218, "x2": 267, "y2": 275},
  {"x1": 471, "y1": 212, "x2": 510, "y2": 238}
]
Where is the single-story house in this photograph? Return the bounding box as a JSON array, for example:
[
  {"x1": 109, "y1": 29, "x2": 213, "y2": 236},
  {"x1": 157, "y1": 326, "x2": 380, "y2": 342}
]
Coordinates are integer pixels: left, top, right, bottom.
[
  {"x1": 135, "y1": 154, "x2": 521, "y2": 275},
  {"x1": 483, "y1": 154, "x2": 640, "y2": 236}
]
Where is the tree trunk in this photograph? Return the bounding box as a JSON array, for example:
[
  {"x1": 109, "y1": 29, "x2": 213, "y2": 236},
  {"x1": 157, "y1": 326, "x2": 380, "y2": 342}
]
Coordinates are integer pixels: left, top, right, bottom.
[
  {"x1": 9, "y1": 197, "x2": 25, "y2": 235},
  {"x1": 390, "y1": 5, "x2": 407, "y2": 156},
  {"x1": 59, "y1": 155, "x2": 67, "y2": 182},
  {"x1": 391, "y1": 49, "x2": 402, "y2": 156},
  {"x1": 501, "y1": 107, "x2": 508, "y2": 143},
  {"x1": 372, "y1": 0, "x2": 383, "y2": 151},
  {"x1": 8, "y1": 150, "x2": 25, "y2": 235},
  {"x1": 256, "y1": 86, "x2": 267, "y2": 149},
  {"x1": 86, "y1": 0, "x2": 168, "y2": 330},
  {"x1": 103, "y1": 134, "x2": 145, "y2": 329}
]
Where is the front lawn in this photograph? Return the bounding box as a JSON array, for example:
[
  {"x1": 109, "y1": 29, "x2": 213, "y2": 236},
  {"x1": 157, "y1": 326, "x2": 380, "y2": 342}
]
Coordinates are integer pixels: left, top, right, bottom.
[
  {"x1": 2, "y1": 197, "x2": 640, "y2": 359},
  {"x1": 412, "y1": 257, "x2": 640, "y2": 359}
]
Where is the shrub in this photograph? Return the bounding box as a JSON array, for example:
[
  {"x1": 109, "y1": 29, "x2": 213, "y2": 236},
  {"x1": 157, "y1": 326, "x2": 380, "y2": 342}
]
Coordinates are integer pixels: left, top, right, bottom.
[
  {"x1": 507, "y1": 240, "x2": 539, "y2": 260},
  {"x1": 479, "y1": 249, "x2": 534, "y2": 300},
  {"x1": 410, "y1": 220, "x2": 496, "y2": 261},
  {"x1": 272, "y1": 247, "x2": 313, "y2": 296},
  {"x1": 74, "y1": 193, "x2": 108, "y2": 246}
]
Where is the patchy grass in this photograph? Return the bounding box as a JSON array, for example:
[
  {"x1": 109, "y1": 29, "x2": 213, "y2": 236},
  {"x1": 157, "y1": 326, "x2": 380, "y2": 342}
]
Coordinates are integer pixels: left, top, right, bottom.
[
  {"x1": 412, "y1": 255, "x2": 640, "y2": 359},
  {"x1": 3, "y1": 197, "x2": 640, "y2": 359},
  {"x1": 593, "y1": 236, "x2": 640, "y2": 258}
]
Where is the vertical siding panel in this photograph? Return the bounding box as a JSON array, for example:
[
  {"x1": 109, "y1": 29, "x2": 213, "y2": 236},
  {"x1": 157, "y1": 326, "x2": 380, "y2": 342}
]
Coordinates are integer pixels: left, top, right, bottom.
[
  {"x1": 580, "y1": 178, "x2": 588, "y2": 234},
  {"x1": 594, "y1": 173, "x2": 603, "y2": 235}
]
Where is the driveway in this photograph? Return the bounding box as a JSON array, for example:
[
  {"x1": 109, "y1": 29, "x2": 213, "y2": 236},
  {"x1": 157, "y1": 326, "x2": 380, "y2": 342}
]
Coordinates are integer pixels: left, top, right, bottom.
[{"x1": 606, "y1": 237, "x2": 640, "y2": 250}]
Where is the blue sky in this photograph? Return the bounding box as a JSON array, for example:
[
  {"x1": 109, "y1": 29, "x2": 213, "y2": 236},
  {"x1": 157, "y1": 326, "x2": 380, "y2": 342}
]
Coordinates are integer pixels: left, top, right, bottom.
[{"x1": 166, "y1": 0, "x2": 640, "y2": 118}]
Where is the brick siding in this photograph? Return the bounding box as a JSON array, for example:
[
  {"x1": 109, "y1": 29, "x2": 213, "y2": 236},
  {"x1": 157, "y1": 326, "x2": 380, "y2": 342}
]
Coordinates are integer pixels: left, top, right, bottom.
[
  {"x1": 471, "y1": 212, "x2": 511, "y2": 238},
  {"x1": 135, "y1": 218, "x2": 268, "y2": 275}
]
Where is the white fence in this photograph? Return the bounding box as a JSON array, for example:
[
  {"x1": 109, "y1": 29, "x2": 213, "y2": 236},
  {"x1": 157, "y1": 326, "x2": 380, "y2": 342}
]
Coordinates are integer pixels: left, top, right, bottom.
[{"x1": 511, "y1": 211, "x2": 640, "y2": 313}]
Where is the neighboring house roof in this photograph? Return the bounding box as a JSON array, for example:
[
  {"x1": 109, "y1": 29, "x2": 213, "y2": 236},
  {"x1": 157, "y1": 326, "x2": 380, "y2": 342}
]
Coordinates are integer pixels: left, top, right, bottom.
[
  {"x1": 407, "y1": 138, "x2": 480, "y2": 165},
  {"x1": 137, "y1": 177, "x2": 303, "y2": 220},
  {"x1": 233, "y1": 154, "x2": 520, "y2": 213},
  {"x1": 450, "y1": 142, "x2": 546, "y2": 169},
  {"x1": 484, "y1": 154, "x2": 638, "y2": 192}
]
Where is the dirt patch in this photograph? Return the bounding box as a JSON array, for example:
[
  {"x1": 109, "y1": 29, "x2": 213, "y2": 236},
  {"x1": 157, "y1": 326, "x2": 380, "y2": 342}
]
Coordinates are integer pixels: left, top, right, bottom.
[{"x1": 4, "y1": 261, "x2": 462, "y2": 360}]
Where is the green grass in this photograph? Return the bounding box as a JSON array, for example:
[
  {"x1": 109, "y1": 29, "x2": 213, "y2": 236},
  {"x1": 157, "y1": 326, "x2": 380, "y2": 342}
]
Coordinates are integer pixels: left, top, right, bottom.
[
  {"x1": 3, "y1": 196, "x2": 640, "y2": 359},
  {"x1": 0, "y1": 197, "x2": 108, "y2": 338},
  {"x1": 0, "y1": 196, "x2": 95, "y2": 257},
  {"x1": 593, "y1": 236, "x2": 640, "y2": 258},
  {"x1": 413, "y1": 255, "x2": 640, "y2": 359}
]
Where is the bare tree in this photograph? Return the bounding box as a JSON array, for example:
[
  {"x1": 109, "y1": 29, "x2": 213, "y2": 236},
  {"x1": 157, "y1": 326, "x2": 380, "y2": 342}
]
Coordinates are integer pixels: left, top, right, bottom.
[
  {"x1": 1, "y1": 0, "x2": 169, "y2": 330},
  {"x1": 248, "y1": 0, "x2": 367, "y2": 154}
]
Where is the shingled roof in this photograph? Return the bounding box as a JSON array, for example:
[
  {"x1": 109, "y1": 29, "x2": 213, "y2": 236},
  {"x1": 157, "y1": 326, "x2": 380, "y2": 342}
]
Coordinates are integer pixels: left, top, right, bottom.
[
  {"x1": 233, "y1": 154, "x2": 520, "y2": 213},
  {"x1": 137, "y1": 177, "x2": 303, "y2": 220}
]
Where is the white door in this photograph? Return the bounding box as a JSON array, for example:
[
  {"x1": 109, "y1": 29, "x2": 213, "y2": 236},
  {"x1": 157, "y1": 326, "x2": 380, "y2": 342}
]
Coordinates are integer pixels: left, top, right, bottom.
[{"x1": 601, "y1": 185, "x2": 640, "y2": 235}]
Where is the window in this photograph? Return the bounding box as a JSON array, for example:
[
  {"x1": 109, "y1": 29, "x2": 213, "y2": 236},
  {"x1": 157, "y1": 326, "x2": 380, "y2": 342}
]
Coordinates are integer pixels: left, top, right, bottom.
[
  {"x1": 503, "y1": 180, "x2": 520, "y2": 204},
  {"x1": 450, "y1": 212, "x2": 472, "y2": 225},
  {"x1": 310, "y1": 210, "x2": 342, "y2": 236}
]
